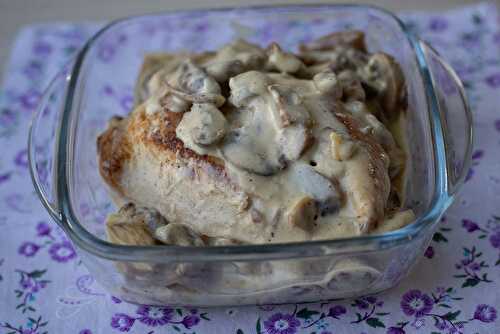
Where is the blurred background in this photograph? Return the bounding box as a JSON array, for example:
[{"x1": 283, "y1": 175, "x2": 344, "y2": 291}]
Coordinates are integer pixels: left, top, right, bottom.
[{"x1": 0, "y1": 0, "x2": 486, "y2": 77}]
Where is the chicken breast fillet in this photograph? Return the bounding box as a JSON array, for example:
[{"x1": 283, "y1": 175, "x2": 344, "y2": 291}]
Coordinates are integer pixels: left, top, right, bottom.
[{"x1": 98, "y1": 33, "x2": 413, "y2": 245}]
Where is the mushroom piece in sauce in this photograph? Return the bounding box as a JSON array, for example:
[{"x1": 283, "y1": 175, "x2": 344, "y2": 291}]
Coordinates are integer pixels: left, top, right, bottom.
[
  {"x1": 266, "y1": 42, "x2": 305, "y2": 74},
  {"x1": 105, "y1": 203, "x2": 166, "y2": 246},
  {"x1": 176, "y1": 103, "x2": 228, "y2": 146},
  {"x1": 359, "y1": 53, "x2": 405, "y2": 118},
  {"x1": 154, "y1": 223, "x2": 206, "y2": 246},
  {"x1": 288, "y1": 196, "x2": 318, "y2": 231},
  {"x1": 288, "y1": 163, "x2": 342, "y2": 217}
]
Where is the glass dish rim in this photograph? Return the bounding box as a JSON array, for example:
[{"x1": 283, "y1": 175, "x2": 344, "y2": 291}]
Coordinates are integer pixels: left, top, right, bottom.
[{"x1": 35, "y1": 3, "x2": 459, "y2": 262}]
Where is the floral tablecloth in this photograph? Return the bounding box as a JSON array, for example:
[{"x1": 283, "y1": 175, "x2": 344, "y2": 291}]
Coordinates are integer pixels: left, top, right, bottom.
[{"x1": 1, "y1": 3, "x2": 500, "y2": 334}]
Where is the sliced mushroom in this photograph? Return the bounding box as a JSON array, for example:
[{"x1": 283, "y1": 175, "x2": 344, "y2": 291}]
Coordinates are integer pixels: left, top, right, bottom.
[
  {"x1": 266, "y1": 42, "x2": 305, "y2": 74},
  {"x1": 176, "y1": 103, "x2": 227, "y2": 146},
  {"x1": 107, "y1": 222, "x2": 156, "y2": 246},
  {"x1": 228, "y1": 71, "x2": 271, "y2": 107},
  {"x1": 105, "y1": 203, "x2": 163, "y2": 246},
  {"x1": 359, "y1": 53, "x2": 405, "y2": 118},
  {"x1": 288, "y1": 196, "x2": 318, "y2": 231},
  {"x1": 300, "y1": 30, "x2": 367, "y2": 52},
  {"x1": 371, "y1": 209, "x2": 415, "y2": 234},
  {"x1": 338, "y1": 70, "x2": 365, "y2": 102},
  {"x1": 333, "y1": 112, "x2": 391, "y2": 232},
  {"x1": 288, "y1": 162, "x2": 341, "y2": 217},
  {"x1": 217, "y1": 39, "x2": 267, "y2": 68},
  {"x1": 154, "y1": 223, "x2": 205, "y2": 246},
  {"x1": 278, "y1": 125, "x2": 312, "y2": 162},
  {"x1": 224, "y1": 74, "x2": 314, "y2": 175},
  {"x1": 313, "y1": 71, "x2": 342, "y2": 99},
  {"x1": 343, "y1": 101, "x2": 396, "y2": 156},
  {"x1": 299, "y1": 49, "x2": 342, "y2": 66},
  {"x1": 150, "y1": 59, "x2": 226, "y2": 111},
  {"x1": 110, "y1": 203, "x2": 168, "y2": 232},
  {"x1": 135, "y1": 53, "x2": 183, "y2": 105},
  {"x1": 330, "y1": 131, "x2": 356, "y2": 161},
  {"x1": 300, "y1": 62, "x2": 332, "y2": 78},
  {"x1": 174, "y1": 59, "x2": 222, "y2": 96},
  {"x1": 163, "y1": 81, "x2": 226, "y2": 108},
  {"x1": 268, "y1": 84, "x2": 311, "y2": 127},
  {"x1": 220, "y1": 128, "x2": 285, "y2": 176},
  {"x1": 205, "y1": 59, "x2": 246, "y2": 83}
]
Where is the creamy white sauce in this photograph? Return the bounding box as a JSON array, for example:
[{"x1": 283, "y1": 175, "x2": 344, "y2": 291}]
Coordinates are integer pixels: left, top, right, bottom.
[{"x1": 122, "y1": 38, "x2": 413, "y2": 243}]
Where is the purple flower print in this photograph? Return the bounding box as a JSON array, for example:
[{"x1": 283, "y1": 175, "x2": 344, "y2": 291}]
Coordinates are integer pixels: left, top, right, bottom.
[
  {"x1": 460, "y1": 31, "x2": 481, "y2": 49},
  {"x1": 350, "y1": 296, "x2": 387, "y2": 327},
  {"x1": 181, "y1": 315, "x2": 200, "y2": 329},
  {"x1": 103, "y1": 85, "x2": 114, "y2": 96},
  {"x1": 352, "y1": 296, "x2": 383, "y2": 310},
  {"x1": 264, "y1": 313, "x2": 300, "y2": 334},
  {"x1": 22, "y1": 61, "x2": 43, "y2": 79},
  {"x1": 98, "y1": 44, "x2": 115, "y2": 62},
  {"x1": 495, "y1": 119, "x2": 500, "y2": 132},
  {"x1": 353, "y1": 299, "x2": 369, "y2": 310},
  {"x1": 97, "y1": 33, "x2": 126, "y2": 62},
  {"x1": 20, "y1": 276, "x2": 35, "y2": 290},
  {"x1": 327, "y1": 305, "x2": 346, "y2": 318},
  {"x1": 109, "y1": 306, "x2": 207, "y2": 332},
  {"x1": 462, "y1": 219, "x2": 480, "y2": 232},
  {"x1": 136, "y1": 305, "x2": 174, "y2": 326},
  {"x1": 36, "y1": 222, "x2": 51, "y2": 237},
  {"x1": 21, "y1": 330, "x2": 37, "y2": 334},
  {"x1": 79, "y1": 330, "x2": 93, "y2": 334},
  {"x1": 424, "y1": 246, "x2": 435, "y2": 259},
  {"x1": 33, "y1": 41, "x2": 52, "y2": 56},
  {"x1": 465, "y1": 150, "x2": 484, "y2": 182},
  {"x1": 400, "y1": 290, "x2": 433, "y2": 317},
  {"x1": 489, "y1": 230, "x2": 500, "y2": 248},
  {"x1": 0, "y1": 107, "x2": 16, "y2": 126},
  {"x1": 455, "y1": 246, "x2": 492, "y2": 287},
  {"x1": 21, "y1": 276, "x2": 46, "y2": 292},
  {"x1": 389, "y1": 288, "x2": 497, "y2": 333},
  {"x1": 2, "y1": 316, "x2": 48, "y2": 334},
  {"x1": 468, "y1": 262, "x2": 481, "y2": 271},
  {"x1": 471, "y1": 150, "x2": 483, "y2": 160},
  {"x1": 194, "y1": 22, "x2": 209, "y2": 32},
  {"x1": 485, "y1": 72, "x2": 500, "y2": 88},
  {"x1": 0, "y1": 172, "x2": 11, "y2": 184},
  {"x1": 111, "y1": 313, "x2": 135, "y2": 332},
  {"x1": 473, "y1": 304, "x2": 497, "y2": 323},
  {"x1": 429, "y1": 17, "x2": 448, "y2": 32},
  {"x1": 465, "y1": 168, "x2": 474, "y2": 182},
  {"x1": 435, "y1": 318, "x2": 448, "y2": 330},
  {"x1": 15, "y1": 149, "x2": 29, "y2": 168},
  {"x1": 49, "y1": 241, "x2": 76, "y2": 262},
  {"x1": 302, "y1": 303, "x2": 346, "y2": 329},
  {"x1": 365, "y1": 296, "x2": 376, "y2": 304},
  {"x1": 18, "y1": 242, "x2": 40, "y2": 257},
  {"x1": 111, "y1": 296, "x2": 122, "y2": 304},
  {"x1": 15, "y1": 269, "x2": 50, "y2": 313},
  {"x1": 19, "y1": 89, "x2": 42, "y2": 110},
  {"x1": 386, "y1": 326, "x2": 405, "y2": 334}
]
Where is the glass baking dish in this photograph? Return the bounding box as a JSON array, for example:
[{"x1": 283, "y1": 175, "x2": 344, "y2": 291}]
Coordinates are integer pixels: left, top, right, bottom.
[{"x1": 28, "y1": 4, "x2": 472, "y2": 306}]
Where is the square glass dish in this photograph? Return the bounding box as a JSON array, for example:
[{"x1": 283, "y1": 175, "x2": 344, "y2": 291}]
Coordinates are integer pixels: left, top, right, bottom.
[{"x1": 28, "y1": 4, "x2": 472, "y2": 306}]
